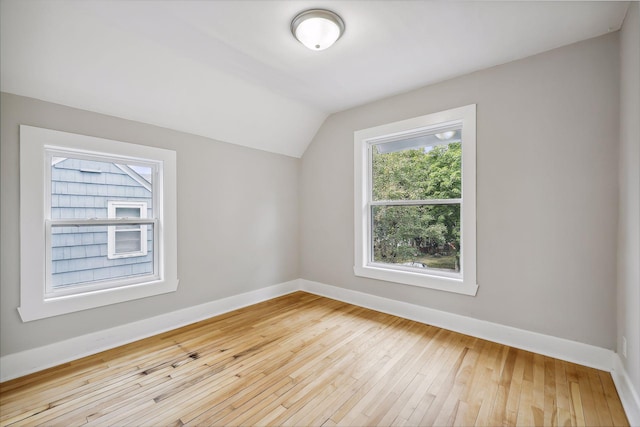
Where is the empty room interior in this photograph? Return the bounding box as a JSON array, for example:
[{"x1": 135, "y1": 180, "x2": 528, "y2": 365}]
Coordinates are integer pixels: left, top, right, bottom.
[{"x1": 1, "y1": 1, "x2": 639, "y2": 426}]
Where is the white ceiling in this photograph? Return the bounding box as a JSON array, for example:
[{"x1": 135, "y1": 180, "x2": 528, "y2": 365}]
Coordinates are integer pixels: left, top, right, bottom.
[{"x1": 0, "y1": 1, "x2": 630, "y2": 157}]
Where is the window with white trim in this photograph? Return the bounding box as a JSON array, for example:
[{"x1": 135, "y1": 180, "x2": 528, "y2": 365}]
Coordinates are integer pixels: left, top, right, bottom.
[
  {"x1": 20, "y1": 126, "x2": 179, "y2": 321},
  {"x1": 354, "y1": 105, "x2": 477, "y2": 295}
]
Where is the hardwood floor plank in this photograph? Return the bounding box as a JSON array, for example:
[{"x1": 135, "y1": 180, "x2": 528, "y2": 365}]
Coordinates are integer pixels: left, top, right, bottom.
[
  {"x1": 570, "y1": 380, "x2": 587, "y2": 426},
  {"x1": 184, "y1": 311, "x2": 370, "y2": 425},
  {"x1": 390, "y1": 331, "x2": 465, "y2": 425},
  {"x1": 555, "y1": 359, "x2": 573, "y2": 425},
  {"x1": 504, "y1": 348, "x2": 527, "y2": 426},
  {"x1": 575, "y1": 364, "x2": 600, "y2": 426},
  {"x1": 516, "y1": 379, "x2": 535, "y2": 427},
  {"x1": 409, "y1": 347, "x2": 469, "y2": 425},
  {"x1": 455, "y1": 339, "x2": 489, "y2": 426},
  {"x1": 599, "y1": 370, "x2": 629, "y2": 427},
  {"x1": 488, "y1": 345, "x2": 517, "y2": 425},
  {"x1": 532, "y1": 353, "x2": 546, "y2": 421},
  {"x1": 0, "y1": 292, "x2": 629, "y2": 427},
  {"x1": 424, "y1": 344, "x2": 476, "y2": 426},
  {"x1": 587, "y1": 368, "x2": 615, "y2": 427},
  {"x1": 366, "y1": 327, "x2": 442, "y2": 426},
  {"x1": 543, "y1": 356, "x2": 558, "y2": 427},
  {"x1": 338, "y1": 322, "x2": 434, "y2": 424}
]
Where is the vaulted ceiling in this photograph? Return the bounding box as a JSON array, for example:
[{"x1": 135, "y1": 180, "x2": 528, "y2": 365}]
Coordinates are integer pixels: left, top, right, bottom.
[{"x1": 0, "y1": 1, "x2": 630, "y2": 157}]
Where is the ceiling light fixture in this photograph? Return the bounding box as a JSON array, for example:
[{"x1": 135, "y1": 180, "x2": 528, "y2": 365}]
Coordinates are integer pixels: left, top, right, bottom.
[{"x1": 291, "y1": 9, "x2": 345, "y2": 51}]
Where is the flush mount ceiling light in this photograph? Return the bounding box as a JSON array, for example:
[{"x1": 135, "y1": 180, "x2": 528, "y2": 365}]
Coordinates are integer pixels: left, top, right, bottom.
[{"x1": 291, "y1": 9, "x2": 345, "y2": 51}]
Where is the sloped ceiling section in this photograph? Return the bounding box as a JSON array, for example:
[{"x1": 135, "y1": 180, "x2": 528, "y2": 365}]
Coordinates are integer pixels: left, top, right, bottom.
[
  {"x1": 0, "y1": 1, "x2": 629, "y2": 158},
  {"x1": 0, "y1": 0, "x2": 326, "y2": 158}
]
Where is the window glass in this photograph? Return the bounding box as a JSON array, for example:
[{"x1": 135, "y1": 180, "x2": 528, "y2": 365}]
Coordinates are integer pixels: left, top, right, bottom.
[
  {"x1": 51, "y1": 157, "x2": 153, "y2": 219},
  {"x1": 116, "y1": 207, "x2": 141, "y2": 218},
  {"x1": 372, "y1": 129, "x2": 461, "y2": 201},
  {"x1": 371, "y1": 204, "x2": 460, "y2": 273},
  {"x1": 50, "y1": 224, "x2": 154, "y2": 291},
  {"x1": 370, "y1": 129, "x2": 462, "y2": 275},
  {"x1": 47, "y1": 154, "x2": 155, "y2": 292}
]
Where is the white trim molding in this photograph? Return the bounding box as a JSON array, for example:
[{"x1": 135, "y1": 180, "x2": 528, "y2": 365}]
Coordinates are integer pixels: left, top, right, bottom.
[
  {"x1": 612, "y1": 354, "x2": 640, "y2": 427},
  {"x1": 298, "y1": 279, "x2": 640, "y2": 423},
  {"x1": 0, "y1": 280, "x2": 299, "y2": 382},
  {"x1": 298, "y1": 279, "x2": 613, "y2": 370},
  {"x1": 2, "y1": 277, "x2": 638, "y2": 424}
]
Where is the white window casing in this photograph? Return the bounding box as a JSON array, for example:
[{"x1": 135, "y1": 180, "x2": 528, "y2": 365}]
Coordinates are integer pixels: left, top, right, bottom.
[
  {"x1": 354, "y1": 104, "x2": 478, "y2": 296},
  {"x1": 19, "y1": 125, "x2": 179, "y2": 322}
]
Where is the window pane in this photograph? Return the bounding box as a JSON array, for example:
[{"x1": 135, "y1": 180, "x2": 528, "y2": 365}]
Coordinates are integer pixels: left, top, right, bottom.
[
  {"x1": 50, "y1": 224, "x2": 154, "y2": 290},
  {"x1": 372, "y1": 131, "x2": 461, "y2": 201},
  {"x1": 115, "y1": 207, "x2": 141, "y2": 218},
  {"x1": 372, "y1": 204, "x2": 460, "y2": 273},
  {"x1": 51, "y1": 156, "x2": 153, "y2": 219},
  {"x1": 115, "y1": 230, "x2": 142, "y2": 253}
]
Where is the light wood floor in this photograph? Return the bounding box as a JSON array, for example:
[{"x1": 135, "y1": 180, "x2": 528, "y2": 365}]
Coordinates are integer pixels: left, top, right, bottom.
[{"x1": 0, "y1": 292, "x2": 629, "y2": 427}]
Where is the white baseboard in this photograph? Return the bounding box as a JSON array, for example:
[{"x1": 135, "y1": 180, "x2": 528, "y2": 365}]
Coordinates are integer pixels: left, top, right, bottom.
[
  {"x1": 300, "y1": 279, "x2": 640, "y2": 423},
  {"x1": 0, "y1": 280, "x2": 299, "y2": 382},
  {"x1": 612, "y1": 354, "x2": 640, "y2": 427},
  {"x1": 299, "y1": 279, "x2": 613, "y2": 371},
  {"x1": 3, "y1": 277, "x2": 638, "y2": 426}
]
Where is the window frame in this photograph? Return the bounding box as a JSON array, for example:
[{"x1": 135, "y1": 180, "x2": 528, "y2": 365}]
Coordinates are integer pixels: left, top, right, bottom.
[
  {"x1": 354, "y1": 104, "x2": 478, "y2": 296},
  {"x1": 19, "y1": 125, "x2": 179, "y2": 322},
  {"x1": 107, "y1": 200, "x2": 149, "y2": 260}
]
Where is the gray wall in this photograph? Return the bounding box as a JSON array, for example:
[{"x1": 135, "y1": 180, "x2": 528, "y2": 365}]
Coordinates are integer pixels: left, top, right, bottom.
[
  {"x1": 0, "y1": 29, "x2": 628, "y2": 361},
  {"x1": 0, "y1": 92, "x2": 300, "y2": 356},
  {"x1": 300, "y1": 33, "x2": 620, "y2": 349},
  {"x1": 618, "y1": 2, "x2": 640, "y2": 396}
]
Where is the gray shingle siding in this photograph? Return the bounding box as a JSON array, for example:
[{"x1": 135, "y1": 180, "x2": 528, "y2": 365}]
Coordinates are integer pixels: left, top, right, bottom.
[{"x1": 51, "y1": 158, "x2": 153, "y2": 288}]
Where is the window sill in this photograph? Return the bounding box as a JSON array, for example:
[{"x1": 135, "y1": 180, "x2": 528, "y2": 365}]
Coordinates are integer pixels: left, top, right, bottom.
[
  {"x1": 17, "y1": 278, "x2": 179, "y2": 322},
  {"x1": 353, "y1": 265, "x2": 478, "y2": 296}
]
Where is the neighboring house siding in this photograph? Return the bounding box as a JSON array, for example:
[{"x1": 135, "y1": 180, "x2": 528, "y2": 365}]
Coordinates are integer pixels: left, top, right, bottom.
[{"x1": 51, "y1": 159, "x2": 153, "y2": 288}]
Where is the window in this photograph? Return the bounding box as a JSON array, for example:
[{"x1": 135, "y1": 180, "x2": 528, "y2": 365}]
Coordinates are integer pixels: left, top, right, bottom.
[
  {"x1": 354, "y1": 105, "x2": 477, "y2": 295},
  {"x1": 20, "y1": 126, "x2": 178, "y2": 321},
  {"x1": 107, "y1": 201, "x2": 148, "y2": 259}
]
